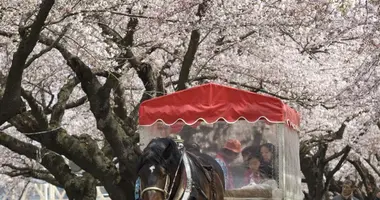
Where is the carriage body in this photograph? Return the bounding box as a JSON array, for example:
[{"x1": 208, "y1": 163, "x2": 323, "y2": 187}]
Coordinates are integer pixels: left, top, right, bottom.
[{"x1": 138, "y1": 83, "x2": 303, "y2": 200}]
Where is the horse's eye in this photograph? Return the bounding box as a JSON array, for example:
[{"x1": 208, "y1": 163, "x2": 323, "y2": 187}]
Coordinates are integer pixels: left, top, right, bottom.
[{"x1": 159, "y1": 166, "x2": 166, "y2": 175}]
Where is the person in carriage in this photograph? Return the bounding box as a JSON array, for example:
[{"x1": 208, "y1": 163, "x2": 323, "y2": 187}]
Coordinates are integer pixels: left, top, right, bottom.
[
  {"x1": 245, "y1": 151, "x2": 267, "y2": 185},
  {"x1": 215, "y1": 139, "x2": 242, "y2": 190},
  {"x1": 259, "y1": 143, "x2": 276, "y2": 179},
  {"x1": 242, "y1": 146, "x2": 262, "y2": 185},
  {"x1": 242, "y1": 145, "x2": 258, "y2": 167},
  {"x1": 241, "y1": 148, "x2": 277, "y2": 190}
]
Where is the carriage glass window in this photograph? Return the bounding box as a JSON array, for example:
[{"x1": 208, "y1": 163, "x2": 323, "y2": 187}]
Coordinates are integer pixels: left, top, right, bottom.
[{"x1": 139, "y1": 120, "x2": 283, "y2": 199}]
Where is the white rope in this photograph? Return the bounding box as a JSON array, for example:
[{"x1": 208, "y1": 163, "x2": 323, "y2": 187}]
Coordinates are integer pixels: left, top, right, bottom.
[
  {"x1": 36, "y1": 149, "x2": 41, "y2": 163},
  {"x1": 24, "y1": 127, "x2": 62, "y2": 136},
  {"x1": 167, "y1": 150, "x2": 184, "y2": 199}
]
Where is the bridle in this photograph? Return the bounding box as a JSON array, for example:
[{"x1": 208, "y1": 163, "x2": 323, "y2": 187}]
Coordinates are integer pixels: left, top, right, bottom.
[
  {"x1": 140, "y1": 149, "x2": 184, "y2": 200},
  {"x1": 141, "y1": 174, "x2": 171, "y2": 199}
]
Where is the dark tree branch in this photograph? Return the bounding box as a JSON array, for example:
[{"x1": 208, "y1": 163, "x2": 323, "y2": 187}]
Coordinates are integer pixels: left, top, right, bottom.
[
  {"x1": 39, "y1": 35, "x2": 128, "y2": 152},
  {"x1": 168, "y1": 75, "x2": 218, "y2": 87},
  {"x1": 196, "y1": 0, "x2": 211, "y2": 19},
  {"x1": 99, "y1": 72, "x2": 121, "y2": 98},
  {"x1": 2, "y1": 164, "x2": 50, "y2": 174},
  {"x1": 97, "y1": 13, "x2": 138, "y2": 69},
  {"x1": 24, "y1": 26, "x2": 68, "y2": 68},
  {"x1": 156, "y1": 75, "x2": 165, "y2": 97},
  {"x1": 0, "y1": 130, "x2": 79, "y2": 189},
  {"x1": 327, "y1": 110, "x2": 368, "y2": 140},
  {"x1": 175, "y1": 0, "x2": 211, "y2": 91},
  {"x1": 0, "y1": 0, "x2": 55, "y2": 126},
  {"x1": 20, "y1": 88, "x2": 49, "y2": 129},
  {"x1": 0, "y1": 131, "x2": 40, "y2": 159},
  {"x1": 348, "y1": 159, "x2": 377, "y2": 196},
  {"x1": 47, "y1": 9, "x2": 179, "y2": 27},
  {"x1": 118, "y1": 17, "x2": 159, "y2": 104},
  {"x1": 50, "y1": 77, "x2": 80, "y2": 127},
  {"x1": 177, "y1": 30, "x2": 200, "y2": 91},
  {"x1": 324, "y1": 145, "x2": 351, "y2": 163},
  {"x1": 38, "y1": 35, "x2": 132, "y2": 199},
  {"x1": 364, "y1": 157, "x2": 380, "y2": 178},
  {"x1": 2, "y1": 163, "x2": 61, "y2": 186},
  {"x1": 0, "y1": 30, "x2": 16, "y2": 37},
  {"x1": 226, "y1": 80, "x2": 294, "y2": 101},
  {"x1": 97, "y1": 13, "x2": 159, "y2": 108},
  {"x1": 323, "y1": 145, "x2": 351, "y2": 193},
  {"x1": 113, "y1": 82, "x2": 128, "y2": 121},
  {"x1": 65, "y1": 96, "x2": 87, "y2": 109},
  {"x1": 8, "y1": 111, "x2": 41, "y2": 134},
  {"x1": 45, "y1": 87, "x2": 55, "y2": 110},
  {"x1": 136, "y1": 63, "x2": 158, "y2": 102},
  {"x1": 97, "y1": 22, "x2": 123, "y2": 44},
  {"x1": 122, "y1": 17, "x2": 138, "y2": 47},
  {"x1": 44, "y1": 95, "x2": 88, "y2": 114}
]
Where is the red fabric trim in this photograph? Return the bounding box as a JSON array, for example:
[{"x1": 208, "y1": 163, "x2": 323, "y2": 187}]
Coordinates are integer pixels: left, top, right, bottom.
[{"x1": 139, "y1": 83, "x2": 300, "y2": 130}]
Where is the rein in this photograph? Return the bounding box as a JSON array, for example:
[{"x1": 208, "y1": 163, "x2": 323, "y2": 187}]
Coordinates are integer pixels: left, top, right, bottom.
[{"x1": 141, "y1": 174, "x2": 171, "y2": 198}]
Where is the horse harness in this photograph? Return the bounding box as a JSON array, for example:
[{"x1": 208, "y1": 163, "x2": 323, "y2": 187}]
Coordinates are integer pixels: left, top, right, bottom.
[
  {"x1": 187, "y1": 151, "x2": 218, "y2": 200},
  {"x1": 140, "y1": 149, "x2": 218, "y2": 200}
]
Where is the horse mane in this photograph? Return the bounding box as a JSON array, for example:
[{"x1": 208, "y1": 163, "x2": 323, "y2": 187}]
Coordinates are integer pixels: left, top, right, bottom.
[{"x1": 137, "y1": 137, "x2": 182, "y2": 173}]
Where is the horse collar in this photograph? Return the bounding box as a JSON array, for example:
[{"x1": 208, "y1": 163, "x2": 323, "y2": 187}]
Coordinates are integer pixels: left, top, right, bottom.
[{"x1": 181, "y1": 151, "x2": 193, "y2": 200}]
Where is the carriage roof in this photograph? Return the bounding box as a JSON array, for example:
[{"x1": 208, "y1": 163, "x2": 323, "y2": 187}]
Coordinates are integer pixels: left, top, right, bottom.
[{"x1": 139, "y1": 83, "x2": 300, "y2": 131}]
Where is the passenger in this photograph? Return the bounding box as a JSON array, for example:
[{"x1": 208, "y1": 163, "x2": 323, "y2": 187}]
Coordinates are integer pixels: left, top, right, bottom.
[
  {"x1": 374, "y1": 189, "x2": 380, "y2": 200},
  {"x1": 259, "y1": 143, "x2": 275, "y2": 178},
  {"x1": 244, "y1": 152, "x2": 267, "y2": 185},
  {"x1": 241, "y1": 146, "x2": 260, "y2": 184},
  {"x1": 215, "y1": 139, "x2": 242, "y2": 190},
  {"x1": 242, "y1": 145, "x2": 258, "y2": 166},
  {"x1": 332, "y1": 180, "x2": 359, "y2": 200},
  {"x1": 240, "y1": 151, "x2": 277, "y2": 190}
]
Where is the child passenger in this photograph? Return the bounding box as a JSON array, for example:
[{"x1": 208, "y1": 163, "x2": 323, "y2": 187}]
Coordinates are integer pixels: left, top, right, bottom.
[
  {"x1": 241, "y1": 151, "x2": 277, "y2": 190},
  {"x1": 245, "y1": 153, "x2": 267, "y2": 185}
]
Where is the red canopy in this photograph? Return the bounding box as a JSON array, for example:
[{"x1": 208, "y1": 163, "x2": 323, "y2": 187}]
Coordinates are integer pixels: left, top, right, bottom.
[{"x1": 139, "y1": 83, "x2": 300, "y2": 130}]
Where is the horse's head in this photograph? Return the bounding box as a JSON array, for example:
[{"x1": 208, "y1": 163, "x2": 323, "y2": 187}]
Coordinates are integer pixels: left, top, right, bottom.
[{"x1": 137, "y1": 137, "x2": 182, "y2": 200}]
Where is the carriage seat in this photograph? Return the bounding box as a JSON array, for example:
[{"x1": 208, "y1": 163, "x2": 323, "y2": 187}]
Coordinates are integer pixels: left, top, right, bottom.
[
  {"x1": 224, "y1": 188, "x2": 283, "y2": 200},
  {"x1": 224, "y1": 188, "x2": 272, "y2": 198}
]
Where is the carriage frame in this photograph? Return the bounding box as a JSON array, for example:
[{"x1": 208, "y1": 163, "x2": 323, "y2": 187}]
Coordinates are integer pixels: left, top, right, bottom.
[{"x1": 138, "y1": 83, "x2": 303, "y2": 200}]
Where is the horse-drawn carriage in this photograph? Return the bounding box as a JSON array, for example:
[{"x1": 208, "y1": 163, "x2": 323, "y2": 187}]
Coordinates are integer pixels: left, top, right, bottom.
[{"x1": 137, "y1": 83, "x2": 303, "y2": 200}]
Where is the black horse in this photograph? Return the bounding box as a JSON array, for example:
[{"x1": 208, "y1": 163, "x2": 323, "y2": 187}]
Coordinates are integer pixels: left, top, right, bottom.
[{"x1": 137, "y1": 137, "x2": 225, "y2": 200}]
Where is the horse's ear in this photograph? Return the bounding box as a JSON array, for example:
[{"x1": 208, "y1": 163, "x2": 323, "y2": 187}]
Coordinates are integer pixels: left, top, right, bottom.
[
  {"x1": 162, "y1": 141, "x2": 173, "y2": 159},
  {"x1": 136, "y1": 156, "x2": 144, "y2": 173}
]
